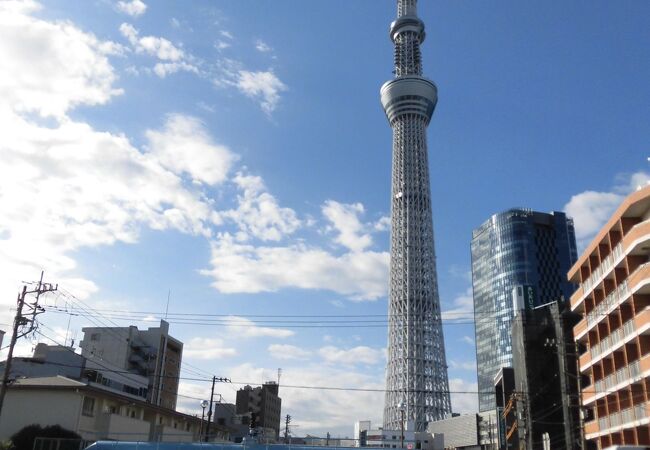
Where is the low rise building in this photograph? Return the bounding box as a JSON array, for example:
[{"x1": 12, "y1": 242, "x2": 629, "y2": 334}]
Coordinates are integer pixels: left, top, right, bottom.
[
  {"x1": 354, "y1": 420, "x2": 442, "y2": 450},
  {"x1": 426, "y1": 411, "x2": 498, "y2": 449},
  {"x1": 0, "y1": 376, "x2": 204, "y2": 442}
]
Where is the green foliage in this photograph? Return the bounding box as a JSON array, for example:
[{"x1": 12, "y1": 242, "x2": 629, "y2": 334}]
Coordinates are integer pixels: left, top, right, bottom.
[{"x1": 9, "y1": 424, "x2": 81, "y2": 450}]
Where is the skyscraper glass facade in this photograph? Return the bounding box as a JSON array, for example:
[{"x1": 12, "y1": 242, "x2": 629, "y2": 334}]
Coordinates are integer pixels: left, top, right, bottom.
[{"x1": 471, "y1": 209, "x2": 578, "y2": 412}]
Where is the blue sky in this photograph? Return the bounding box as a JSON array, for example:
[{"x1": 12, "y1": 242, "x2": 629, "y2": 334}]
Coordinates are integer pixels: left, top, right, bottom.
[{"x1": 0, "y1": 0, "x2": 648, "y2": 437}]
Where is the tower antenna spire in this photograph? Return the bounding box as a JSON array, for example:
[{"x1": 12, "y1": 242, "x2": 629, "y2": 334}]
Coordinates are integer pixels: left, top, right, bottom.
[{"x1": 381, "y1": 0, "x2": 452, "y2": 432}]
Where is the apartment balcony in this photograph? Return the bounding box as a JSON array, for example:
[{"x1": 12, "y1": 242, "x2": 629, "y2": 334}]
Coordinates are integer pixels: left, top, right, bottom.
[
  {"x1": 571, "y1": 219, "x2": 650, "y2": 312},
  {"x1": 573, "y1": 266, "x2": 649, "y2": 341},
  {"x1": 635, "y1": 306, "x2": 650, "y2": 334},
  {"x1": 96, "y1": 412, "x2": 150, "y2": 441},
  {"x1": 579, "y1": 318, "x2": 635, "y2": 372},
  {"x1": 628, "y1": 262, "x2": 650, "y2": 293},
  {"x1": 622, "y1": 219, "x2": 650, "y2": 255},
  {"x1": 583, "y1": 354, "x2": 648, "y2": 405},
  {"x1": 586, "y1": 403, "x2": 650, "y2": 440}
]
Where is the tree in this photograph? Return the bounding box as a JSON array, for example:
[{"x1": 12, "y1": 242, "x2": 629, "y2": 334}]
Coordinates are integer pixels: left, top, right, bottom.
[{"x1": 10, "y1": 424, "x2": 81, "y2": 450}]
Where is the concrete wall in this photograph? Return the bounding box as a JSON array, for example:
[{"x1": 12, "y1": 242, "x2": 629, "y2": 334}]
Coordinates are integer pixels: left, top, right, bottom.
[
  {"x1": 80, "y1": 327, "x2": 134, "y2": 369},
  {"x1": 96, "y1": 413, "x2": 150, "y2": 441},
  {"x1": 0, "y1": 390, "x2": 83, "y2": 440},
  {"x1": 427, "y1": 414, "x2": 479, "y2": 448}
]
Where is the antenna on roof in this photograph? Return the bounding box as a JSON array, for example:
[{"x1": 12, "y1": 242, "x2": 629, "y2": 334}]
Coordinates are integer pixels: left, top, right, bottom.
[{"x1": 165, "y1": 289, "x2": 171, "y2": 319}]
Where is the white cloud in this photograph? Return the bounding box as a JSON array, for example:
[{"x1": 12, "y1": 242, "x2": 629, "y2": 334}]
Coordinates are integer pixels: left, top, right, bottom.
[
  {"x1": 268, "y1": 344, "x2": 312, "y2": 360},
  {"x1": 236, "y1": 70, "x2": 287, "y2": 114},
  {"x1": 214, "y1": 40, "x2": 230, "y2": 51},
  {"x1": 220, "y1": 30, "x2": 233, "y2": 40},
  {"x1": 119, "y1": 22, "x2": 197, "y2": 77},
  {"x1": 225, "y1": 316, "x2": 294, "y2": 339},
  {"x1": 153, "y1": 61, "x2": 199, "y2": 77},
  {"x1": 0, "y1": 5, "x2": 235, "y2": 327},
  {"x1": 220, "y1": 173, "x2": 300, "y2": 241},
  {"x1": 255, "y1": 39, "x2": 272, "y2": 53},
  {"x1": 449, "y1": 377, "x2": 478, "y2": 414},
  {"x1": 116, "y1": 0, "x2": 147, "y2": 17},
  {"x1": 373, "y1": 216, "x2": 391, "y2": 232},
  {"x1": 318, "y1": 345, "x2": 384, "y2": 366},
  {"x1": 442, "y1": 287, "x2": 474, "y2": 321},
  {"x1": 564, "y1": 191, "x2": 622, "y2": 241},
  {"x1": 564, "y1": 171, "x2": 650, "y2": 244},
  {"x1": 449, "y1": 360, "x2": 476, "y2": 371},
  {"x1": 460, "y1": 335, "x2": 475, "y2": 345},
  {"x1": 145, "y1": 114, "x2": 236, "y2": 185},
  {"x1": 184, "y1": 337, "x2": 237, "y2": 360},
  {"x1": 120, "y1": 23, "x2": 183, "y2": 61},
  {"x1": 0, "y1": 5, "x2": 122, "y2": 118},
  {"x1": 0, "y1": 0, "x2": 40, "y2": 15},
  {"x1": 322, "y1": 201, "x2": 373, "y2": 252},
  {"x1": 203, "y1": 233, "x2": 389, "y2": 301}
]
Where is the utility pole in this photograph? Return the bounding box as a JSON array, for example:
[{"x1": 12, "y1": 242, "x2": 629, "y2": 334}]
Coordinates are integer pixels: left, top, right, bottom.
[
  {"x1": 284, "y1": 414, "x2": 291, "y2": 443},
  {"x1": 0, "y1": 272, "x2": 57, "y2": 421},
  {"x1": 205, "y1": 376, "x2": 216, "y2": 442},
  {"x1": 204, "y1": 376, "x2": 230, "y2": 442}
]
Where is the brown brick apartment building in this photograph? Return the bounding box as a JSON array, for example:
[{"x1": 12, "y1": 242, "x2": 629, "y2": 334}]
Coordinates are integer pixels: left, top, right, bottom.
[{"x1": 569, "y1": 184, "x2": 650, "y2": 449}]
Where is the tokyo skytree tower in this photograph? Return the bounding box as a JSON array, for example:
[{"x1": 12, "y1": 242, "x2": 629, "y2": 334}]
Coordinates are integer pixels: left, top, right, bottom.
[{"x1": 381, "y1": 0, "x2": 452, "y2": 431}]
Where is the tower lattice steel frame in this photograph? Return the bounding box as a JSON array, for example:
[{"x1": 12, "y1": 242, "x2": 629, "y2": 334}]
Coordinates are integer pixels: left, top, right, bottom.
[{"x1": 381, "y1": 0, "x2": 452, "y2": 431}]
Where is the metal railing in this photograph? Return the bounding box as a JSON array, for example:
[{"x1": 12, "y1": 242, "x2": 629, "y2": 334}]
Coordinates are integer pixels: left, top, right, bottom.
[
  {"x1": 588, "y1": 316, "x2": 635, "y2": 360},
  {"x1": 582, "y1": 243, "x2": 624, "y2": 293},
  {"x1": 585, "y1": 281, "x2": 630, "y2": 326},
  {"x1": 33, "y1": 438, "x2": 93, "y2": 450}
]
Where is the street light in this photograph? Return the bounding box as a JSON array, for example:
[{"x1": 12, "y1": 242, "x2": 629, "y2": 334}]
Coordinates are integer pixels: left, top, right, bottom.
[
  {"x1": 398, "y1": 401, "x2": 405, "y2": 449},
  {"x1": 200, "y1": 400, "x2": 209, "y2": 442}
]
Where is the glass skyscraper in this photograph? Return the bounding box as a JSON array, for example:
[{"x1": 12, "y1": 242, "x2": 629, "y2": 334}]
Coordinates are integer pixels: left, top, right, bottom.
[{"x1": 471, "y1": 209, "x2": 578, "y2": 412}]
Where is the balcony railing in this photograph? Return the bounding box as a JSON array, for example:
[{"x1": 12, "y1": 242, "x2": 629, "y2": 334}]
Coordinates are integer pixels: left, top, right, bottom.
[
  {"x1": 592, "y1": 360, "x2": 642, "y2": 399},
  {"x1": 588, "y1": 316, "x2": 635, "y2": 361},
  {"x1": 582, "y1": 243, "x2": 624, "y2": 293},
  {"x1": 596, "y1": 405, "x2": 648, "y2": 433},
  {"x1": 585, "y1": 281, "x2": 630, "y2": 326}
]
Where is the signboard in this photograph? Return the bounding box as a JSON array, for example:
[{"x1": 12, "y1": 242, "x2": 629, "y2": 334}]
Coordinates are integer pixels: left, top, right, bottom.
[{"x1": 524, "y1": 285, "x2": 536, "y2": 309}]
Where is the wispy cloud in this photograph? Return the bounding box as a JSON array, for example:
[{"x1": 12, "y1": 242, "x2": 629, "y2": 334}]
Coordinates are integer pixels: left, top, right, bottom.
[
  {"x1": 225, "y1": 316, "x2": 294, "y2": 338},
  {"x1": 119, "y1": 22, "x2": 198, "y2": 77},
  {"x1": 255, "y1": 39, "x2": 272, "y2": 53},
  {"x1": 268, "y1": 344, "x2": 312, "y2": 360},
  {"x1": 184, "y1": 337, "x2": 237, "y2": 360},
  {"x1": 203, "y1": 233, "x2": 389, "y2": 301},
  {"x1": 116, "y1": 0, "x2": 147, "y2": 17},
  {"x1": 318, "y1": 345, "x2": 385, "y2": 366},
  {"x1": 236, "y1": 70, "x2": 287, "y2": 114}
]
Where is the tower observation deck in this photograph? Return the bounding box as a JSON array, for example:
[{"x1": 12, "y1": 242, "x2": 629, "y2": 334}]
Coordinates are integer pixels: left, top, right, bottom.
[{"x1": 381, "y1": 0, "x2": 452, "y2": 431}]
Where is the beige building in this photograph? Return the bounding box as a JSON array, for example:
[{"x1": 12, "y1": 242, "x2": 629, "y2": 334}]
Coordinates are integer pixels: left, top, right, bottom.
[
  {"x1": 79, "y1": 320, "x2": 182, "y2": 410},
  {"x1": 569, "y1": 185, "x2": 650, "y2": 449},
  {"x1": 0, "y1": 376, "x2": 227, "y2": 443}
]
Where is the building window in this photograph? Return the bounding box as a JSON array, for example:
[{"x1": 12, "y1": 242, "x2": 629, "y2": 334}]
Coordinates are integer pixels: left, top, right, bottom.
[{"x1": 82, "y1": 396, "x2": 95, "y2": 417}]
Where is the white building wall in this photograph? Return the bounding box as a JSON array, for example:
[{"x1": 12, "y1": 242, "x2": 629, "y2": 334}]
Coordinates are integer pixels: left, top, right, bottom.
[{"x1": 0, "y1": 390, "x2": 83, "y2": 440}]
